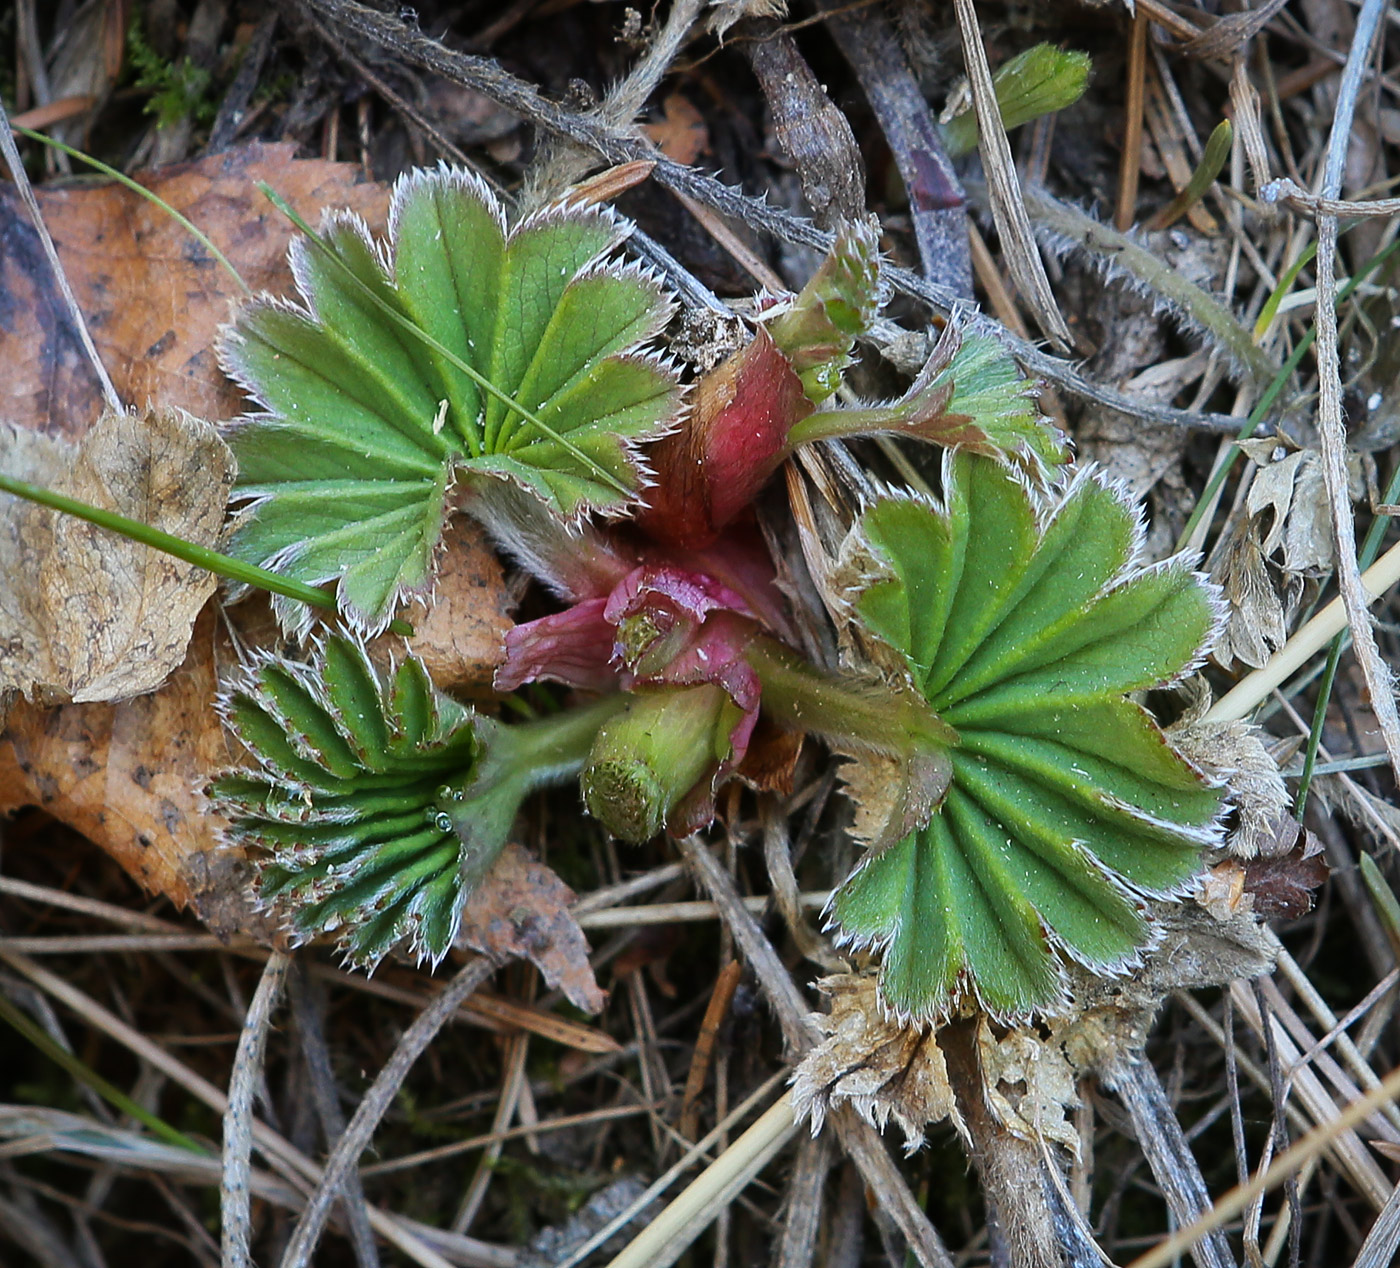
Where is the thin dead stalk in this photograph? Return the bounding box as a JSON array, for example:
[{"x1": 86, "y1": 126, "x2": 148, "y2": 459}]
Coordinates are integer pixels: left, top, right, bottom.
[
  {"x1": 1308, "y1": 0, "x2": 1400, "y2": 786},
  {"x1": 951, "y1": 0, "x2": 1069, "y2": 347},
  {"x1": 276, "y1": 954, "x2": 504, "y2": 1268},
  {"x1": 222, "y1": 950, "x2": 290, "y2": 1268},
  {"x1": 1127, "y1": 1062, "x2": 1400, "y2": 1268}
]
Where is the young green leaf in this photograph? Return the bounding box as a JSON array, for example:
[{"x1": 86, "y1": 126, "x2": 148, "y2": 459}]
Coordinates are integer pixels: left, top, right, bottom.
[
  {"x1": 222, "y1": 167, "x2": 683, "y2": 633},
  {"x1": 210, "y1": 636, "x2": 621, "y2": 968},
  {"x1": 830, "y1": 454, "x2": 1226, "y2": 1021},
  {"x1": 766, "y1": 218, "x2": 884, "y2": 403}
]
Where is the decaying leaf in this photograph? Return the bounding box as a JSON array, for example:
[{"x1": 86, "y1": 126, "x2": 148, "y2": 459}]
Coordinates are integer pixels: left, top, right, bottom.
[
  {"x1": 1210, "y1": 520, "x2": 1289, "y2": 669},
  {"x1": 977, "y1": 1018, "x2": 1080, "y2": 1156},
  {"x1": 0, "y1": 141, "x2": 387, "y2": 436},
  {"x1": 1238, "y1": 821, "x2": 1327, "y2": 919},
  {"x1": 458, "y1": 843, "x2": 605, "y2": 1014},
  {"x1": 0, "y1": 607, "x2": 263, "y2": 929},
  {"x1": 367, "y1": 516, "x2": 513, "y2": 697},
  {"x1": 1238, "y1": 437, "x2": 1341, "y2": 576},
  {"x1": 791, "y1": 974, "x2": 964, "y2": 1151},
  {"x1": 0, "y1": 407, "x2": 233, "y2": 706},
  {"x1": 643, "y1": 92, "x2": 709, "y2": 166},
  {"x1": 707, "y1": 0, "x2": 787, "y2": 38}
]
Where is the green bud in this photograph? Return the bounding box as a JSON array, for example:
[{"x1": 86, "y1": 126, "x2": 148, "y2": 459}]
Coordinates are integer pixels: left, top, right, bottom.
[
  {"x1": 581, "y1": 685, "x2": 738, "y2": 843},
  {"x1": 943, "y1": 45, "x2": 1091, "y2": 159}
]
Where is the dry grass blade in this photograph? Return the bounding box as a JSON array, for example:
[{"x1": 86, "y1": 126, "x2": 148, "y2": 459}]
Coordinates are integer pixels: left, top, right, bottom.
[
  {"x1": 951, "y1": 0, "x2": 1070, "y2": 348},
  {"x1": 1116, "y1": 11, "x2": 1148, "y2": 232},
  {"x1": 222, "y1": 949, "x2": 289, "y2": 1268},
  {"x1": 1204, "y1": 536, "x2": 1400, "y2": 722},
  {"x1": 1229, "y1": 979, "x2": 1392, "y2": 1209},
  {"x1": 0, "y1": 949, "x2": 463, "y2": 1268},
  {"x1": 1355, "y1": 1185, "x2": 1400, "y2": 1268},
  {"x1": 276, "y1": 955, "x2": 504, "y2": 1268},
  {"x1": 602, "y1": 1091, "x2": 800, "y2": 1268},
  {"x1": 552, "y1": 1072, "x2": 788, "y2": 1268},
  {"x1": 1128, "y1": 1062, "x2": 1400, "y2": 1268},
  {"x1": 1309, "y1": 0, "x2": 1400, "y2": 787}
]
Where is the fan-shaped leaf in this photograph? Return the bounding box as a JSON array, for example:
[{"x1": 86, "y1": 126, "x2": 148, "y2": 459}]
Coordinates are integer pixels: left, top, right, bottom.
[
  {"x1": 210, "y1": 636, "x2": 627, "y2": 967},
  {"x1": 211, "y1": 637, "x2": 489, "y2": 967},
  {"x1": 222, "y1": 167, "x2": 683, "y2": 632},
  {"x1": 831, "y1": 454, "x2": 1225, "y2": 1020}
]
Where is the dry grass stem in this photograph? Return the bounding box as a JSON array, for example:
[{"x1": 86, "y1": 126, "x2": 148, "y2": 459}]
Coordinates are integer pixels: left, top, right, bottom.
[
  {"x1": 276, "y1": 955, "x2": 503, "y2": 1268},
  {"x1": 951, "y1": 0, "x2": 1069, "y2": 347},
  {"x1": 221, "y1": 949, "x2": 289, "y2": 1268}
]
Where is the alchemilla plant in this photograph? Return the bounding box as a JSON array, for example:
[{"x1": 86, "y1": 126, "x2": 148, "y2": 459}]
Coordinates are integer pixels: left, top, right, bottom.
[
  {"x1": 198, "y1": 165, "x2": 1227, "y2": 1018},
  {"x1": 829, "y1": 454, "x2": 1226, "y2": 1019}
]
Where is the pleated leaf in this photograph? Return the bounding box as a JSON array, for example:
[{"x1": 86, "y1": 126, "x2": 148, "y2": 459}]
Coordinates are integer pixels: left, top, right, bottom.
[
  {"x1": 832, "y1": 454, "x2": 1225, "y2": 1020},
  {"x1": 222, "y1": 167, "x2": 683, "y2": 632},
  {"x1": 210, "y1": 637, "x2": 498, "y2": 968}
]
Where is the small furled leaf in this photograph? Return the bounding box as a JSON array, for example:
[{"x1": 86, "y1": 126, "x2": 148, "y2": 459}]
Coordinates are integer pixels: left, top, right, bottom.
[
  {"x1": 789, "y1": 327, "x2": 1069, "y2": 479},
  {"x1": 766, "y1": 218, "x2": 883, "y2": 402},
  {"x1": 942, "y1": 45, "x2": 1091, "y2": 159},
  {"x1": 210, "y1": 637, "x2": 624, "y2": 967},
  {"x1": 830, "y1": 454, "x2": 1225, "y2": 1021},
  {"x1": 222, "y1": 167, "x2": 683, "y2": 632}
]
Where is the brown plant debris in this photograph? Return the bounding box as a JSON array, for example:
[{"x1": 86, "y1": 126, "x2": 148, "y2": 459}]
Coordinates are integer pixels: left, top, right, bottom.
[
  {"x1": 0, "y1": 407, "x2": 233, "y2": 707},
  {"x1": 457, "y1": 843, "x2": 607, "y2": 1015},
  {"x1": 791, "y1": 973, "x2": 963, "y2": 1151}
]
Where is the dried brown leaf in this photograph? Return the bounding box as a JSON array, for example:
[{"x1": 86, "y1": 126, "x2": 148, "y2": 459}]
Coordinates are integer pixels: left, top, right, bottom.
[
  {"x1": 1239, "y1": 438, "x2": 1337, "y2": 575},
  {"x1": 977, "y1": 1019, "x2": 1080, "y2": 1157},
  {"x1": 0, "y1": 607, "x2": 264, "y2": 927},
  {"x1": 0, "y1": 141, "x2": 386, "y2": 435},
  {"x1": 1199, "y1": 859, "x2": 1249, "y2": 921},
  {"x1": 707, "y1": 0, "x2": 787, "y2": 38},
  {"x1": 457, "y1": 844, "x2": 606, "y2": 1015},
  {"x1": 1242, "y1": 823, "x2": 1328, "y2": 919},
  {"x1": 368, "y1": 517, "x2": 512, "y2": 697},
  {"x1": 0, "y1": 407, "x2": 233, "y2": 705},
  {"x1": 643, "y1": 92, "x2": 709, "y2": 166},
  {"x1": 791, "y1": 974, "x2": 964, "y2": 1151}
]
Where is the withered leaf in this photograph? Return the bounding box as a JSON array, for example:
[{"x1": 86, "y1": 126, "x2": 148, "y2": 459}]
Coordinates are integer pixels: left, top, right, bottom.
[
  {"x1": 458, "y1": 844, "x2": 606, "y2": 1015},
  {"x1": 1211, "y1": 520, "x2": 1288, "y2": 670},
  {"x1": 1242, "y1": 822, "x2": 1328, "y2": 919},
  {"x1": 0, "y1": 607, "x2": 250, "y2": 919},
  {"x1": 977, "y1": 1018, "x2": 1080, "y2": 1156},
  {"x1": 0, "y1": 407, "x2": 233, "y2": 705},
  {"x1": 0, "y1": 141, "x2": 387, "y2": 436},
  {"x1": 1239, "y1": 438, "x2": 1336, "y2": 576},
  {"x1": 791, "y1": 974, "x2": 963, "y2": 1151}
]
